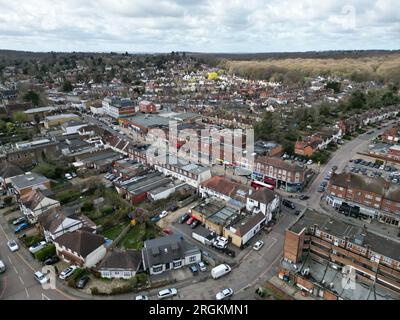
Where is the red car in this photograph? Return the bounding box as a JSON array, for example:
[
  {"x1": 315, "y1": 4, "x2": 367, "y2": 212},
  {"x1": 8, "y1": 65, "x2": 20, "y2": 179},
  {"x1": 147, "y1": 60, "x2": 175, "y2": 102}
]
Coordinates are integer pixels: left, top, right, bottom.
[
  {"x1": 186, "y1": 217, "x2": 196, "y2": 225},
  {"x1": 163, "y1": 228, "x2": 173, "y2": 235}
]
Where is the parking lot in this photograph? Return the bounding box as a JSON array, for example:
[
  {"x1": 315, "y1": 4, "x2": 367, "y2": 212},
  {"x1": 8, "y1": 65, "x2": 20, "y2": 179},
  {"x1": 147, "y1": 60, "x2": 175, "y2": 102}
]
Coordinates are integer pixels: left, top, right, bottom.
[{"x1": 346, "y1": 158, "x2": 400, "y2": 184}]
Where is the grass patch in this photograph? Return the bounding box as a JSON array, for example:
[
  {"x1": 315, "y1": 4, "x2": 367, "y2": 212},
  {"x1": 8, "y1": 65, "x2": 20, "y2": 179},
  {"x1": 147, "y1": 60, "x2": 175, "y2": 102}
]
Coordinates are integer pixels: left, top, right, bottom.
[
  {"x1": 101, "y1": 222, "x2": 127, "y2": 240},
  {"x1": 120, "y1": 225, "x2": 146, "y2": 249}
]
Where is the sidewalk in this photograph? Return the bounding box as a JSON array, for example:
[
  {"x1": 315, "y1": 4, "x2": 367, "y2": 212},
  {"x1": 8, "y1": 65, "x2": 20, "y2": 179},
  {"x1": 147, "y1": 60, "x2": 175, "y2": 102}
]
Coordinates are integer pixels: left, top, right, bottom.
[{"x1": 268, "y1": 276, "x2": 315, "y2": 300}]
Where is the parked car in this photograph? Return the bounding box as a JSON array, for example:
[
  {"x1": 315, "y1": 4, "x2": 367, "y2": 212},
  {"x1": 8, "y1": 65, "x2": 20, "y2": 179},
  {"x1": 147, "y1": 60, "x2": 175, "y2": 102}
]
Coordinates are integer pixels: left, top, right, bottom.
[
  {"x1": 211, "y1": 264, "x2": 232, "y2": 279},
  {"x1": 163, "y1": 228, "x2": 173, "y2": 235},
  {"x1": 299, "y1": 195, "x2": 309, "y2": 201},
  {"x1": 253, "y1": 240, "x2": 264, "y2": 251},
  {"x1": 135, "y1": 295, "x2": 149, "y2": 300},
  {"x1": 157, "y1": 288, "x2": 178, "y2": 300},
  {"x1": 186, "y1": 216, "x2": 196, "y2": 225},
  {"x1": 34, "y1": 271, "x2": 49, "y2": 285},
  {"x1": 7, "y1": 240, "x2": 19, "y2": 252},
  {"x1": 150, "y1": 216, "x2": 161, "y2": 223},
  {"x1": 216, "y1": 288, "x2": 234, "y2": 300},
  {"x1": 282, "y1": 200, "x2": 295, "y2": 210},
  {"x1": 189, "y1": 265, "x2": 198, "y2": 274},
  {"x1": 159, "y1": 211, "x2": 169, "y2": 219},
  {"x1": 71, "y1": 172, "x2": 77, "y2": 178},
  {"x1": 65, "y1": 173, "x2": 72, "y2": 180},
  {"x1": 190, "y1": 220, "x2": 201, "y2": 229},
  {"x1": 307, "y1": 160, "x2": 313, "y2": 165},
  {"x1": 168, "y1": 204, "x2": 178, "y2": 212},
  {"x1": 59, "y1": 266, "x2": 78, "y2": 280},
  {"x1": 43, "y1": 256, "x2": 60, "y2": 265},
  {"x1": 213, "y1": 236, "x2": 228, "y2": 249},
  {"x1": 29, "y1": 241, "x2": 47, "y2": 254},
  {"x1": 198, "y1": 261, "x2": 207, "y2": 272},
  {"x1": 12, "y1": 216, "x2": 27, "y2": 225},
  {"x1": 76, "y1": 276, "x2": 90, "y2": 289},
  {"x1": 179, "y1": 213, "x2": 190, "y2": 224},
  {"x1": 294, "y1": 210, "x2": 302, "y2": 216},
  {"x1": 0, "y1": 260, "x2": 5, "y2": 274},
  {"x1": 15, "y1": 223, "x2": 29, "y2": 234}
]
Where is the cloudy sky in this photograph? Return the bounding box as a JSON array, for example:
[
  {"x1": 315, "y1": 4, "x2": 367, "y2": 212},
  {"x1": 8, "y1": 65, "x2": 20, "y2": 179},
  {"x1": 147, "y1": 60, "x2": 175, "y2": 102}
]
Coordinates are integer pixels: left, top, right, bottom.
[{"x1": 0, "y1": 0, "x2": 399, "y2": 52}]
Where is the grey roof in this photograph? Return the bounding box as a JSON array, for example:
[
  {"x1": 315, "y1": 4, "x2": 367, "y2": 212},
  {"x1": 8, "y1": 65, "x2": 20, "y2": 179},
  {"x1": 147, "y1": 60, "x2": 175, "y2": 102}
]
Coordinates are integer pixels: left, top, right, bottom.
[
  {"x1": 9, "y1": 173, "x2": 49, "y2": 190},
  {"x1": 142, "y1": 235, "x2": 200, "y2": 269},
  {"x1": 128, "y1": 114, "x2": 170, "y2": 129},
  {"x1": 0, "y1": 163, "x2": 24, "y2": 179},
  {"x1": 290, "y1": 209, "x2": 400, "y2": 262},
  {"x1": 98, "y1": 249, "x2": 142, "y2": 271},
  {"x1": 24, "y1": 106, "x2": 56, "y2": 114}
]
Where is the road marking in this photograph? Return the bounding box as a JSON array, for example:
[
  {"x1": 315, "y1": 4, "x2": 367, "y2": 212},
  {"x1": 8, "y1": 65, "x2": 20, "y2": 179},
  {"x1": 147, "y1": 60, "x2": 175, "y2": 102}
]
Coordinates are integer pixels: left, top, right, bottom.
[
  {"x1": 42, "y1": 293, "x2": 51, "y2": 300},
  {"x1": 25, "y1": 288, "x2": 30, "y2": 298},
  {"x1": 0, "y1": 223, "x2": 10, "y2": 241},
  {"x1": 19, "y1": 275, "x2": 25, "y2": 285}
]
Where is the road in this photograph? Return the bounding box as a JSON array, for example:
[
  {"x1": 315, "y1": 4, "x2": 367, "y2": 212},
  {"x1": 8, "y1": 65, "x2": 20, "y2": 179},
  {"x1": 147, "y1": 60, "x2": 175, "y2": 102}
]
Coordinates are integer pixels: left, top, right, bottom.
[
  {"x1": 0, "y1": 209, "x2": 75, "y2": 300},
  {"x1": 306, "y1": 123, "x2": 396, "y2": 210}
]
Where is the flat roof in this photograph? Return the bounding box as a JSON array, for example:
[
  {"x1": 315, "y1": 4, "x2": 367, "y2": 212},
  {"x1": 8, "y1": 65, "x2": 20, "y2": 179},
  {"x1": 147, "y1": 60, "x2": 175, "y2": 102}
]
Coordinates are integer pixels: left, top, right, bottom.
[
  {"x1": 208, "y1": 206, "x2": 239, "y2": 226},
  {"x1": 290, "y1": 209, "x2": 400, "y2": 261}
]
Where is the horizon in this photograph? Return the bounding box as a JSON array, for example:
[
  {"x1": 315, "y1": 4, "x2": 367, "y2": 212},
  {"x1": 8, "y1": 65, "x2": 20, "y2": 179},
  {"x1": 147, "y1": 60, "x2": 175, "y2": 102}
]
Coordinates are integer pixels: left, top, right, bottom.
[{"x1": 0, "y1": 1, "x2": 399, "y2": 52}]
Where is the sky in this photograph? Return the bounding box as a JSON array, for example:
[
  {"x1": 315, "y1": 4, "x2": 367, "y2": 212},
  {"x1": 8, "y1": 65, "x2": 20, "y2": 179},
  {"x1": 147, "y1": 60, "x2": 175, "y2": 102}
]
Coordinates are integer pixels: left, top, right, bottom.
[{"x1": 0, "y1": 0, "x2": 399, "y2": 53}]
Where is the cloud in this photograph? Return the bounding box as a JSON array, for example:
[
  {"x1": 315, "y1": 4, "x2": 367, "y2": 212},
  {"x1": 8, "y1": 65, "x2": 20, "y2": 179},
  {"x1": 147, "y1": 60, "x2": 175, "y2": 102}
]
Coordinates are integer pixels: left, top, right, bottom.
[{"x1": 0, "y1": 0, "x2": 398, "y2": 52}]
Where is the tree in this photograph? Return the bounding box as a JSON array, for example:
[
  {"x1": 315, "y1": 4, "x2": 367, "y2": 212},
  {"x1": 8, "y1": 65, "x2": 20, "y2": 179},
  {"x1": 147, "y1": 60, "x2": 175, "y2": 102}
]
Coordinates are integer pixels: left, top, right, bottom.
[
  {"x1": 326, "y1": 81, "x2": 341, "y2": 93},
  {"x1": 347, "y1": 91, "x2": 366, "y2": 110},
  {"x1": 12, "y1": 112, "x2": 28, "y2": 123},
  {"x1": 62, "y1": 80, "x2": 73, "y2": 92},
  {"x1": 23, "y1": 90, "x2": 40, "y2": 106}
]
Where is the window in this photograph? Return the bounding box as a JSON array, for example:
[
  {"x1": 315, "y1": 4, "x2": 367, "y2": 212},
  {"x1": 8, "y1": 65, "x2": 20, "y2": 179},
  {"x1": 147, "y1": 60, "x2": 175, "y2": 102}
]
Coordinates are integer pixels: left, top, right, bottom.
[
  {"x1": 347, "y1": 243, "x2": 353, "y2": 249},
  {"x1": 123, "y1": 272, "x2": 131, "y2": 277},
  {"x1": 365, "y1": 194, "x2": 373, "y2": 200},
  {"x1": 376, "y1": 197, "x2": 382, "y2": 202},
  {"x1": 102, "y1": 271, "x2": 111, "y2": 277},
  {"x1": 152, "y1": 265, "x2": 163, "y2": 273},
  {"x1": 189, "y1": 256, "x2": 197, "y2": 263},
  {"x1": 173, "y1": 261, "x2": 182, "y2": 268}
]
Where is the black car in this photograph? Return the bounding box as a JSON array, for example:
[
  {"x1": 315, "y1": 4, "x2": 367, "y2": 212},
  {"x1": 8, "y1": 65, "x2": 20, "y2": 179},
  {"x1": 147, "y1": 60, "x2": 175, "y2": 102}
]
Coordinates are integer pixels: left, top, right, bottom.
[
  {"x1": 76, "y1": 276, "x2": 90, "y2": 289},
  {"x1": 282, "y1": 200, "x2": 296, "y2": 210},
  {"x1": 190, "y1": 220, "x2": 201, "y2": 229},
  {"x1": 299, "y1": 195, "x2": 309, "y2": 201},
  {"x1": 43, "y1": 256, "x2": 60, "y2": 265},
  {"x1": 223, "y1": 248, "x2": 236, "y2": 258},
  {"x1": 179, "y1": 213, "x2": 190, "y2": 224},
  {"x1": 294, "y1": 210, "x2": 301, "y2": 216},
  {"x1": 168, "y1": 204, "x2": 179, "y2": 212}
]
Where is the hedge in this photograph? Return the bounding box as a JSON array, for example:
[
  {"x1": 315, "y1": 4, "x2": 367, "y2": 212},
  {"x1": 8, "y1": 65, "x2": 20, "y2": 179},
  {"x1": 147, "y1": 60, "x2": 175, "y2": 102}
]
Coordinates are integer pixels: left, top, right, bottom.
[{"x1": 34, "y1": 244, "x2": 56, "y2": 261}]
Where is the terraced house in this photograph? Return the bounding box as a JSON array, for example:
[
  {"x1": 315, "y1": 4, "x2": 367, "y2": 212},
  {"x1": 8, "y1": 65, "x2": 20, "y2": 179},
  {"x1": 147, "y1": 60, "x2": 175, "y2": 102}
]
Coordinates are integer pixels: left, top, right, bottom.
[{"x1": 326, "y1": 173, "x2": 400, "y2": 227}]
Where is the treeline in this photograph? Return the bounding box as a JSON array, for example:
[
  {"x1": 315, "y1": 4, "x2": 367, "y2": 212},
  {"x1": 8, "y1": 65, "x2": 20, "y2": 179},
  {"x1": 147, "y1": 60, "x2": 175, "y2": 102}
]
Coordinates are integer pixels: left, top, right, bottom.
[{"x1": 219, "y1": 54, "x2": 400, "y2": 84}]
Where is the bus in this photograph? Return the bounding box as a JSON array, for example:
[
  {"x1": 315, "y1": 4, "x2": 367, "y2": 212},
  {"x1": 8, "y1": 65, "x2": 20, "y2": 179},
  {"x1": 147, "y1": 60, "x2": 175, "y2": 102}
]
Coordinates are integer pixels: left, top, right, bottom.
[{"x1": 251, "y1": 180, "x2": 275, "y2": 191}]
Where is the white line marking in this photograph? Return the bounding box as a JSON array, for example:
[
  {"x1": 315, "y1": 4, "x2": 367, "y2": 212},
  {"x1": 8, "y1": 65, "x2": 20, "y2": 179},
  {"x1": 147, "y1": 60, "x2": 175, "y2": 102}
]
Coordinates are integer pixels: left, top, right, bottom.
[
  {"x1": 19, "y1": 276, "x2": 25, "y2": 285},
  {"x1": 25, "y1": 288, "x2": 30, "y2": 298}
]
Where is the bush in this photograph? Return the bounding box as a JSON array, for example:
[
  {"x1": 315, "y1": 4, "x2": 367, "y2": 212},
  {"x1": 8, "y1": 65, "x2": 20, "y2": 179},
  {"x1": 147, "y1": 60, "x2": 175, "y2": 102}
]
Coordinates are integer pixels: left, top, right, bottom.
[
  {"x1": 111, "y1": 283, "x2": 134, "y2": 295},
  {"x1": 56, "y1": 190, "x2": 80, "y2": 204},
  {"x1": 67, "y1": 268, "x2": 86, "y2": 288},
  {"x1": 82, "y1": 201, "x2": 94, "y2": 212},
  {"x1": 3, "y1": 196, "x2": 13, "y2": 205},
  {"x1": 34, "y1": 244, "x2": 56, "y2": 261}
]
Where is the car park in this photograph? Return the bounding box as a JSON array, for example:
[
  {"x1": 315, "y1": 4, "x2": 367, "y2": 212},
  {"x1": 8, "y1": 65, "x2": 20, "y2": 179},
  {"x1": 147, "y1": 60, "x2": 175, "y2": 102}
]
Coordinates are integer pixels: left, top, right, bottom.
[
  {"x1": 157, "y1": 288, "x2": 178, "y2": 299},
  {"x1": 29, "y1": 241, "x2": 47, "y2": 254},
  {"x1": 7, "y1": 240, "x2": 19, "y2": 252},
  {"x1": 216, "y1": 288, "x2": 234, "y2": 300},
  {"x1": 59, "y1": 266, "x2": 78, "y2": 280},
  {"x1": 253, "y1": 240, "x2": 264, "y2": 251},
  {"x1": 34, "y1": 271, "x2": 49, "y2": 285}
]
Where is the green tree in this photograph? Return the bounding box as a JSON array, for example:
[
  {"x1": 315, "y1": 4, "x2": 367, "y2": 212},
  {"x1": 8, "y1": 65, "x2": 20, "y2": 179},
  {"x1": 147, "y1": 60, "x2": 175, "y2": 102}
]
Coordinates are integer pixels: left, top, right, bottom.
[
  {"x1": 23, "y1": 90, "x2": 40, "y2": 106},
  {"x1": 62, "y1": 80, "x2": 73, "y2": 92},
  {"x1": 326, "y1": 81, "x2": 341, "y2": 93},
  {"x1": 12, "y1": 112, "x2": 28, "y2": 123}
]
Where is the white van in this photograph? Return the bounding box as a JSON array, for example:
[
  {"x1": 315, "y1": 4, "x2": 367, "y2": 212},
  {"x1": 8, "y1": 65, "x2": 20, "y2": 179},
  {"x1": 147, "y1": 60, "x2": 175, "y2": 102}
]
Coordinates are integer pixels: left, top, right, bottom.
[
  {"x1": 211, "y1": 264, "x2": 232, "y2": 279},
  {"x1": 0, "y1": 260, "x2": 6, "y2": 274}
]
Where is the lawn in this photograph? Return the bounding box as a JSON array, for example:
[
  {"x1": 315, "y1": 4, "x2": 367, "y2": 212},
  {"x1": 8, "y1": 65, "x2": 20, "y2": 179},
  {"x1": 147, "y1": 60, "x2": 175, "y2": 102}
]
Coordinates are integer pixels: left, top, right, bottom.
[
  {"x1": 120, "y1": 223, "x2": 162, "y2": 250},
  {"x1": 101, "y1": 222, "x2": 127, "y2": 240}
]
